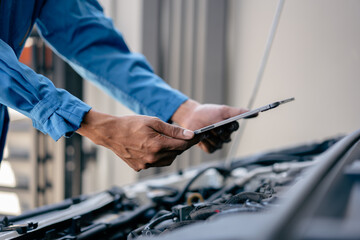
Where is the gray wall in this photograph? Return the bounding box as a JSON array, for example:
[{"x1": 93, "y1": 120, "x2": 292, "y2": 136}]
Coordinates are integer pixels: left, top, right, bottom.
[
  {"x1": 227, "y1": 0, "x2": 360, "y2": 157},
  {"x1": 82, "y1": 0, "x2": 143, "y2": 193}
]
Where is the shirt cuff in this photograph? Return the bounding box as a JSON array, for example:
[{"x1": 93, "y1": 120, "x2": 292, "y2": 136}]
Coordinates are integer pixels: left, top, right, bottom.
[
  {"x1": 30, "y1": 89, "x2": 91, "y2": 141},
  {"x1": 156, "y1": 91, "x2": 188, "y2": 123}
]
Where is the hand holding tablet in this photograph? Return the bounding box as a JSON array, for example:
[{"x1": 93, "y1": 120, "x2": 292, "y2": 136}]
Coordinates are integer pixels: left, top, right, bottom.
[{"x1": 194, "y1": 97, "x2": 295, "y2": 135}]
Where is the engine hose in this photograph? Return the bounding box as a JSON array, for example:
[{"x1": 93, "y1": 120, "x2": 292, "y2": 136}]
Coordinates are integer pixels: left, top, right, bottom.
[
  {"x1": 158, "y1": 167, "x2": 231, "y2": 206},
  {"x1": 144, "y1": 212, "x2": 176, "y2": 230}
]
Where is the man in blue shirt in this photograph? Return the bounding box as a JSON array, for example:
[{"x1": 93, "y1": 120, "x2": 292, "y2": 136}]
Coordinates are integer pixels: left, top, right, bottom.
[{"x1": 0, "y1": 0, "x2": 247, "y2": 171}]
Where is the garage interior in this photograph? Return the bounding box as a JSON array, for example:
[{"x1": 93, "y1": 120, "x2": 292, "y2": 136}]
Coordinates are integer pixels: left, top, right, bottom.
[{"x1": 0, "y1": 0, "x2": 359, "y2": 239}]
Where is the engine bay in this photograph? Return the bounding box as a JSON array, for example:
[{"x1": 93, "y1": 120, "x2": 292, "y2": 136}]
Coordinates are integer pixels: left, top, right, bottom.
[{"x1": 3, "y1": 133, "x2": 360, "y2": 240}]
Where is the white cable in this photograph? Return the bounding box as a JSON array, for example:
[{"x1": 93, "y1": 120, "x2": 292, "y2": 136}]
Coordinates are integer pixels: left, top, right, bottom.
[{"x1": 225, "y1": 0, "x2": 286, "y2": 168}]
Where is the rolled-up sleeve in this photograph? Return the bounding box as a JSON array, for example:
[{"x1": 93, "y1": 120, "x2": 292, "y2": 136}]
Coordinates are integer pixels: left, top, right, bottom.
[
  {"x1": 0, "y1": 39, "x2": 91, "y2": 141},
  {"x1": 36, "y1": 0, "x2": 188, "y2": 122}
]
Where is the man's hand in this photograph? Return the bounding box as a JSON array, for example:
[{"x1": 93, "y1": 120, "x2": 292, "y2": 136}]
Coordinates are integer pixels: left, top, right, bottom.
[
  {"x1": 171, "y1": 99, "x2": 249, "y2": 153},
  {"x1": 77, "y1": 110, "x2": 199, "y2": 171}
]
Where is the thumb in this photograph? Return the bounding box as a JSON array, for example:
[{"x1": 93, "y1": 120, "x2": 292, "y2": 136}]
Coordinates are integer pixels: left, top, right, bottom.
[{"x1": 152, "y1": 119, "x2": 194, "y2": 140}]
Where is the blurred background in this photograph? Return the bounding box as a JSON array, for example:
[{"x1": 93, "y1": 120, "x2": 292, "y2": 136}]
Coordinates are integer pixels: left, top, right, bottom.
[{"x1": 1, "y1": 0, "x2": 360, "y2": 216}]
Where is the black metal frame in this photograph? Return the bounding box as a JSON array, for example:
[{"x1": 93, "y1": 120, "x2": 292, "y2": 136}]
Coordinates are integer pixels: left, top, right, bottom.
[
  {"x1": 31, "y1": 30, "x2": 55, "y2": 206},
  {"x1": 31, "y1": 29, "x2": 86, "y2": 200},
  {"x1": 52, "y1": 52, "x2": 85, "y2": 199}
]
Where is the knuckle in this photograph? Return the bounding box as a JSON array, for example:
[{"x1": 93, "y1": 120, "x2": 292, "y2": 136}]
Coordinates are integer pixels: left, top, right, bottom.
[
  {"x1": 145, "y1": 116, "x2": 159, "y2": 125},
  {"x1": 143, "y1": 141, "x2": 152, "y2": 151},
  {"x1": 171, "y1": 126, "x2": 181, "y2": 137},
  {"x1": 146, "y1": 155, "x2": 157, "y2": 164},
  {"x1": 150, "y1": 117, "x2": 161, "y2": 124},
  {"x1": 152, "y1": 116, "x2": 160, "y2": 121},
  {"x1": 153, "y1": 118, "x2": 166, "y2": 131},
  {"x1": 147, "y1": 142, "x2": 162, "y2": 153},
  {"x1": 151, "y1": 142, "x2": 162, "y2": 153}
]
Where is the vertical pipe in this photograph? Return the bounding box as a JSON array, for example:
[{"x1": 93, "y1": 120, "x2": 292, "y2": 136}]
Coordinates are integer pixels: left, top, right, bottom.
[{"x1": 225, "y1": 0, "x2": 286, "y2": 167}]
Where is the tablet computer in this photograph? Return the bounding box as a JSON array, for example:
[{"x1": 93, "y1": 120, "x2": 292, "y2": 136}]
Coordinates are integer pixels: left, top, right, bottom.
[{"x1": 194, "y1": 97, "x2": 295, "y2": 135}]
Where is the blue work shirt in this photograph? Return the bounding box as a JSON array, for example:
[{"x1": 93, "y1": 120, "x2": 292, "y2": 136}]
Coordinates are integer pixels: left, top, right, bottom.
[{"x1": 0, "y1": 0, "x2": 188, "y2": 161}]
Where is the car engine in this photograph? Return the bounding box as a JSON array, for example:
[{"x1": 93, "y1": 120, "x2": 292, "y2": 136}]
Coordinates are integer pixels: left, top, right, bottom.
[{"x1": 2, "y1": 131, "x2": 360, "y2": 240}]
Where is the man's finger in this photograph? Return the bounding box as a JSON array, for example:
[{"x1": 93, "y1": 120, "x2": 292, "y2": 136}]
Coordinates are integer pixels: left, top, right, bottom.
[
  {"x1": 217, "y1": 131, "x2": 232, "y2": 142},
  {"x1": 205, "y1": 122, "x2": 238, "y2": 143},
  {"x1": 158, "y1": 134, "x2": 200, "y2": 151},
  {"x1": 198, "y1": 139, "x2": 217, "y2": 153},
  {"x1": 225, "y1": 121, "x2": 239, "y2": 132},
  {"x1": 244, "y1": 112, "x2": 258, "y2": 119},
  {"x1": 151, "y1": 119, "x2": 194, "y2": 140},
  {"x1": 204, "y1": 132, "x2": 223, "y2": 149}
]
